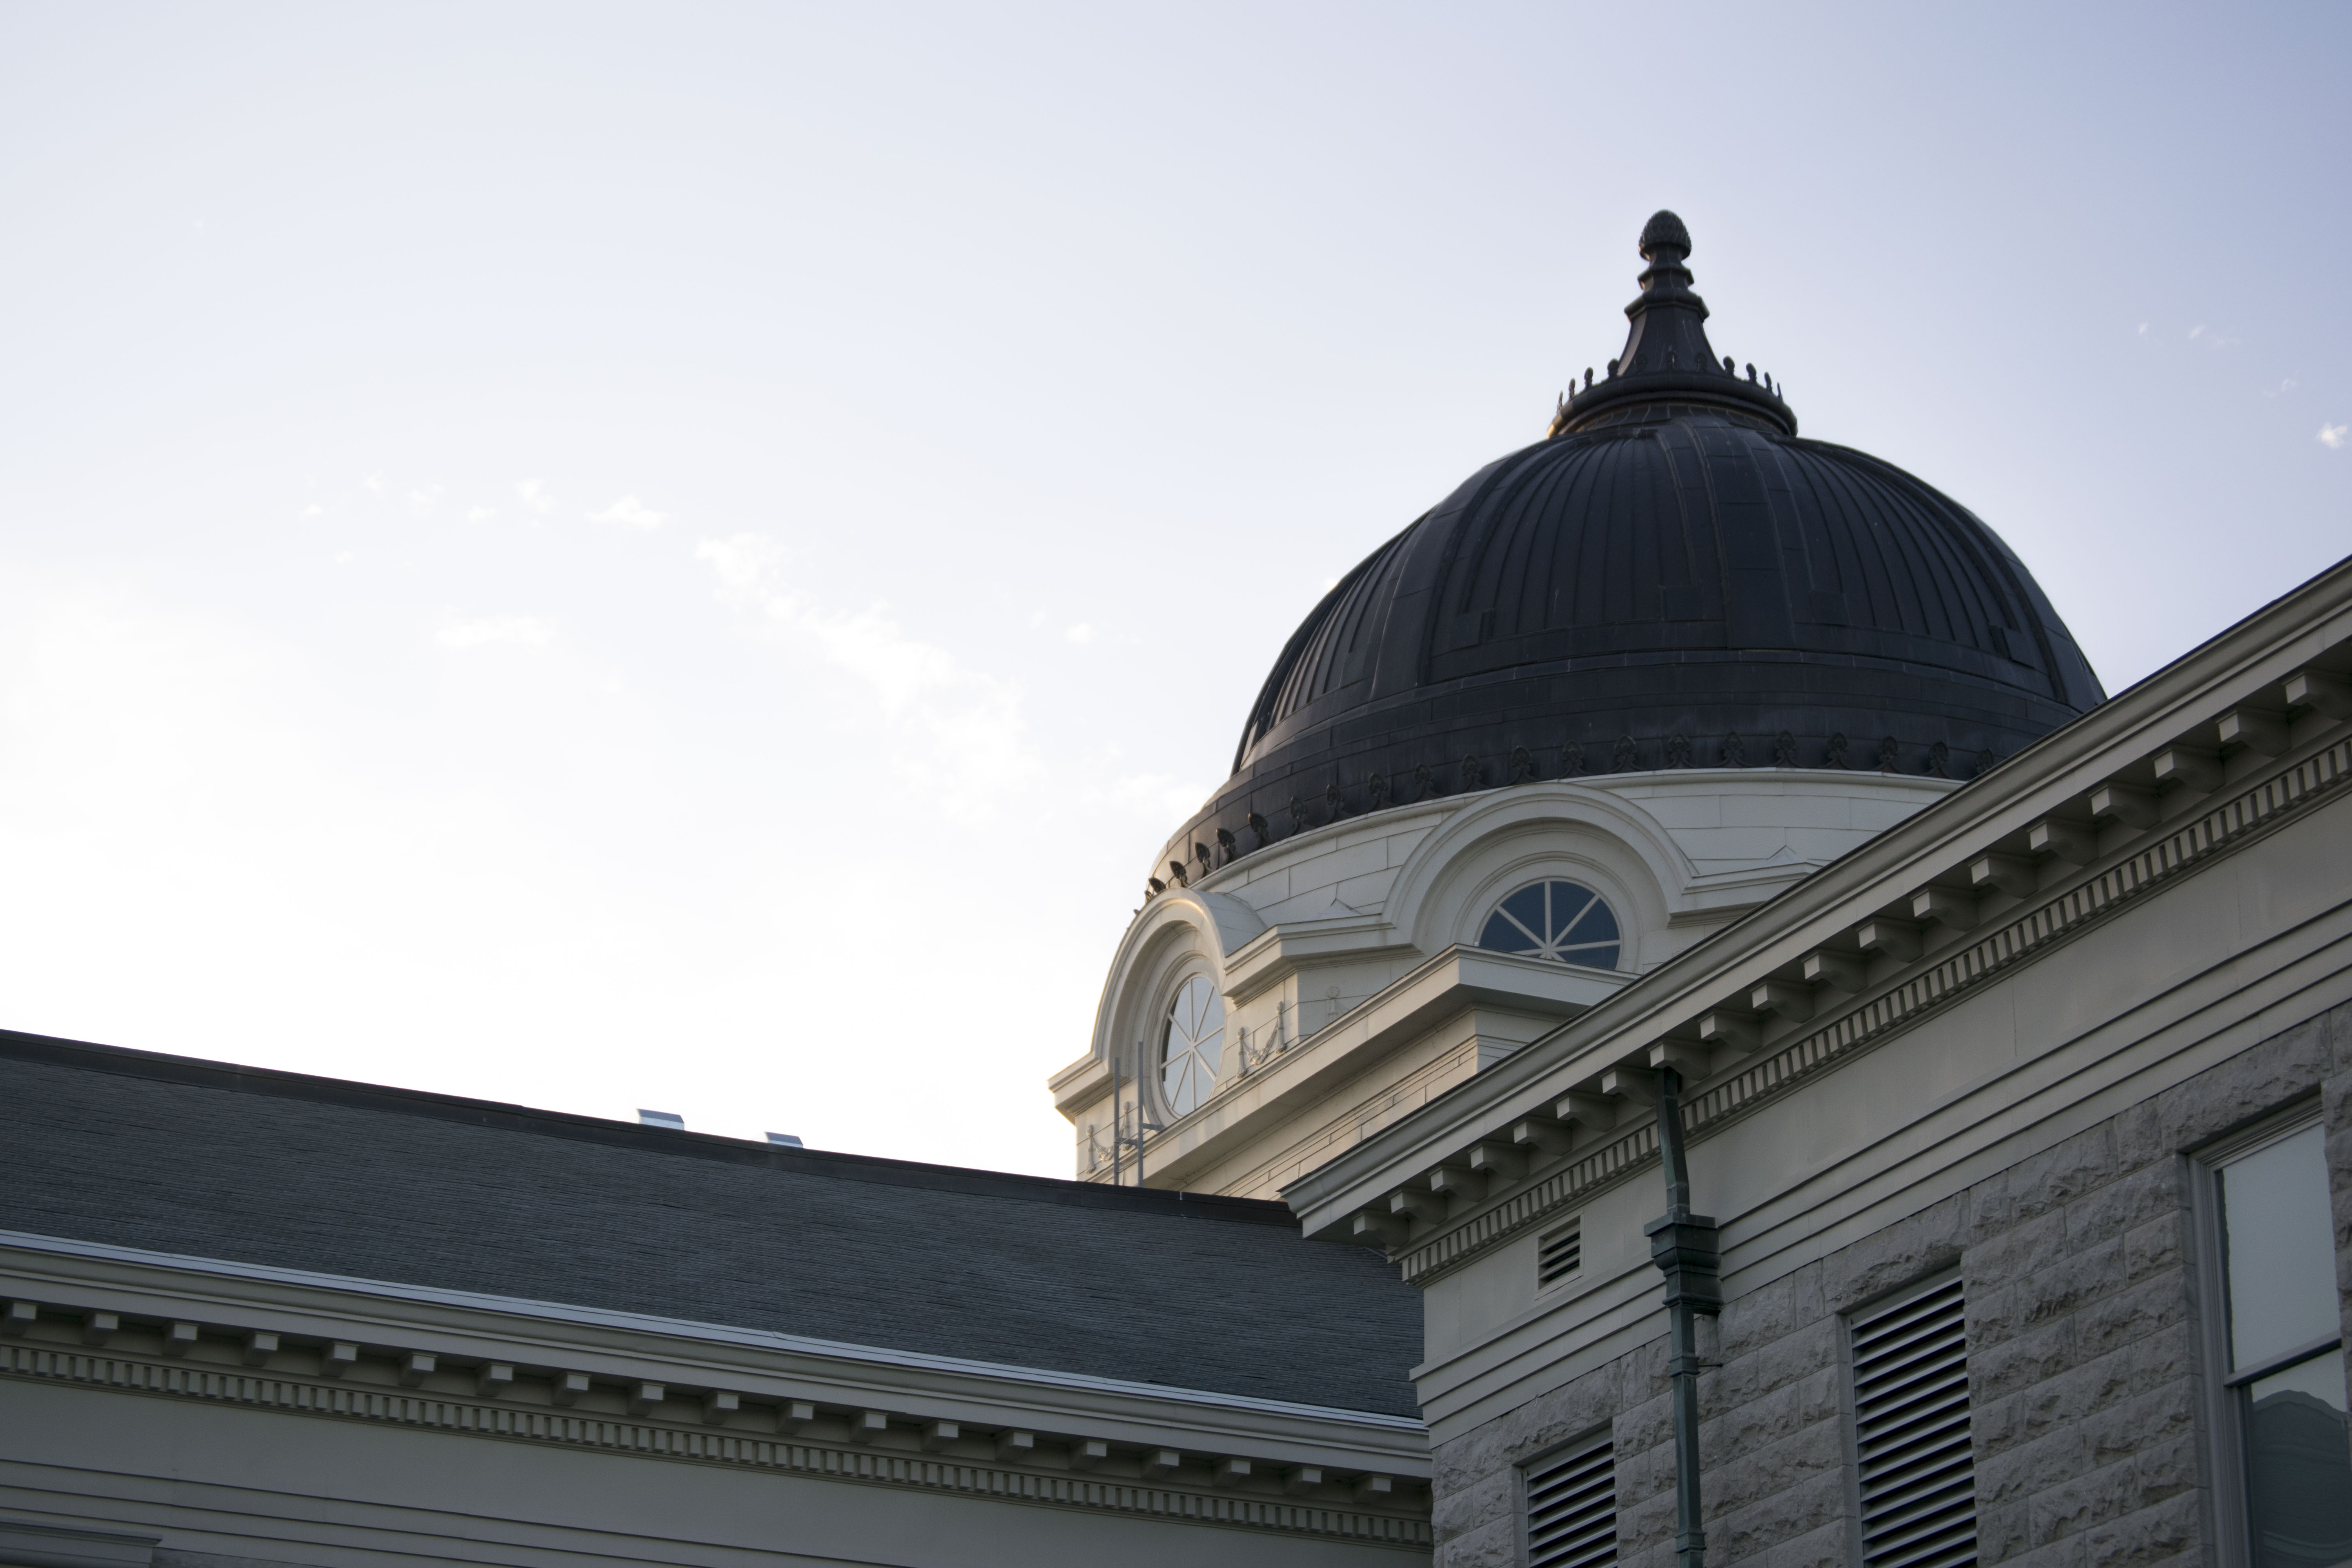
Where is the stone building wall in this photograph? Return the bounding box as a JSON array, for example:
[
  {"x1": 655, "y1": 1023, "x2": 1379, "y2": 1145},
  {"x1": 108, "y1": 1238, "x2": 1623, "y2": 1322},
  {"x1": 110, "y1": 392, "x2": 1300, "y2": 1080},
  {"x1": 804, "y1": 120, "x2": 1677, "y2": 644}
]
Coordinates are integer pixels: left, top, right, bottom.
[{"x1": 1429, "y1": 998, "x2": 2352, "y2": 1568}]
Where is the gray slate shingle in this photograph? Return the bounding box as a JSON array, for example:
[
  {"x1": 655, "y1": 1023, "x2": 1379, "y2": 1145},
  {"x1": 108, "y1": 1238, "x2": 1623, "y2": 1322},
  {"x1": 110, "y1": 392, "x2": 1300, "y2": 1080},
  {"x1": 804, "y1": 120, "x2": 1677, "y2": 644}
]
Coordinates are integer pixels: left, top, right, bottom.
[{"x1": 0, "y1": 1031, "x2": 1422, "y2": 1418}]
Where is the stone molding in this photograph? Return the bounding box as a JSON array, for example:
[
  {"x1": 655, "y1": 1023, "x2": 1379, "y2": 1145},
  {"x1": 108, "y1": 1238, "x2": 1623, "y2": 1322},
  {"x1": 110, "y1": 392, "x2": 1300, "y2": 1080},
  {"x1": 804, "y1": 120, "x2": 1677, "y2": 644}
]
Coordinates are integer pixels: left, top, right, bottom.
[
  {"x1": 0, "y1": 1232, "x2": 1428, "y2": 1473},
  {"x1": 0, "y1": 1343, "x2": 1431, "y2": 1548},
  {"x1": 1392, "y1": 731, "x2": 2352, "y2": 1284}
]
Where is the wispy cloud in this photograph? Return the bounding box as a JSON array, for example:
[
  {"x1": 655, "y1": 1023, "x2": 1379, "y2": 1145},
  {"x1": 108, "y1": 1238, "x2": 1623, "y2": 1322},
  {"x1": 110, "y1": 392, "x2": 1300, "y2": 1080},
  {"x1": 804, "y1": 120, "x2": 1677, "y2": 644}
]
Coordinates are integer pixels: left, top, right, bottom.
[
  {"x1": 589, "y1": 495, "x2": 669, "y2": 531},
  {"x1": 2321, "y1": 423, "x2": 2348, "y2": 451},
  {"x1": 466, "y1": 505, "x2": 498, "y2": 522},
  {"x1": 695, "y1": 533, "x2": 1042, "y2": 817},
  {"x1": 1063, "y1": 622, "x2": 1096, "y2": 644},
  {"x1": 514, "y1": 479, "x2": 555, "y2": 516},
  {"x1": 435, "y1": 615, "x2": 555, "y2": 649}
]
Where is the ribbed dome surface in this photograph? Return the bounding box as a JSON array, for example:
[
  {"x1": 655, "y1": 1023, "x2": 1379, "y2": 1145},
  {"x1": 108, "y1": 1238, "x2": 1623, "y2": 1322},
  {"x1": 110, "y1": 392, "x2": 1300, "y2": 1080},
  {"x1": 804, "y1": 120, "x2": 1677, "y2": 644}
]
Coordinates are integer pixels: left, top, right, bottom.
[
  {"x1": 1236, "y1": 408, "x2": 2101, "y2": 772},
  {"x1": 1152, "y1": 214, "x2": 2103, "y2": 881}
]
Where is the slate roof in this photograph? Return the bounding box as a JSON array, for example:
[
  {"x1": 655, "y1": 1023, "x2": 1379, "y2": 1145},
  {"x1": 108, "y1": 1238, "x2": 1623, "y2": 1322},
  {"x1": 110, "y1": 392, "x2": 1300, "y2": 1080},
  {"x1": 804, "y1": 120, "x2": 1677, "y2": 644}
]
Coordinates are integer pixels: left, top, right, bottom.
[{"x1": 0, "y1": 1029, "x2": 1423, "y2": 1419}]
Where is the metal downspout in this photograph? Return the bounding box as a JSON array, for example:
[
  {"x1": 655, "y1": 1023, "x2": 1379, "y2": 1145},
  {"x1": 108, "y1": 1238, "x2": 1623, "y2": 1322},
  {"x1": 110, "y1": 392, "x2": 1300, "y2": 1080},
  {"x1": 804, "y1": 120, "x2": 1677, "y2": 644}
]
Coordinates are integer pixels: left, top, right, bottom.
[{"x1": 1644, "y1": 1067, "x2": 1723, "y2": 1568}]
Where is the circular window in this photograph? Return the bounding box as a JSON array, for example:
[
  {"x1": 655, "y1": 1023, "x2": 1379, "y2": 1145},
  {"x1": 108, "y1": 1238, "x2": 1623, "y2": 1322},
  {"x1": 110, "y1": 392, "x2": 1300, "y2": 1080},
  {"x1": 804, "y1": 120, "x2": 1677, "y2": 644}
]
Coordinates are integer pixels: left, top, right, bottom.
[
  {"x1": 1160, "y1": 975, "x2": 1227, "y2": 1117},
  {"x1": 1479, "y1": 880, "x2": 1621, "y2": 968}
]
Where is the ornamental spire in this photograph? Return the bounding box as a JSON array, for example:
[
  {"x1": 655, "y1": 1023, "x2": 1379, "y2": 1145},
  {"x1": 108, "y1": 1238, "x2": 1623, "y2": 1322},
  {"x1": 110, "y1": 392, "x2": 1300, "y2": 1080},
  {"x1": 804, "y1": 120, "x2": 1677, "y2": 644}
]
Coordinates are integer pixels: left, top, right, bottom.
[{"x1": 1548, "y1": 210, "x2": 1796, "y2": 438}]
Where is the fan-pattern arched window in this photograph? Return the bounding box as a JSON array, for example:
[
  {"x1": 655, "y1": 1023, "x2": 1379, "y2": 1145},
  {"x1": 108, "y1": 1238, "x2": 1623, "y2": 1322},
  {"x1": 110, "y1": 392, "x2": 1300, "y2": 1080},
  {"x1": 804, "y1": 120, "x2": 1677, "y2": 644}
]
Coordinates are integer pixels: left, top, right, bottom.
[
  {"x1": 1160, "y1": 975, "x2": 1227, "y2": 1116},
  {"x1": 1480, "y1": 880, "x2": 1621, "y2": 969}
]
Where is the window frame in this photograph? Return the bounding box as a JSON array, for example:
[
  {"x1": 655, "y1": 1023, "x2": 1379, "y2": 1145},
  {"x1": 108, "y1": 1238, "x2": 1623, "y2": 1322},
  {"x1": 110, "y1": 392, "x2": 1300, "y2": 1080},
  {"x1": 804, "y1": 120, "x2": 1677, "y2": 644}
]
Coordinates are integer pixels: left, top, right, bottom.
[
  {"x1": 1476, "y1": 877, "x2": 1624, "y2": 971},
  {"x1": 1151, "y1": 967, "x2": 1228, "y2": 1122},
  {"x1": 2189, "y1": 1098, "x2": 2341, "y2": 1568}
]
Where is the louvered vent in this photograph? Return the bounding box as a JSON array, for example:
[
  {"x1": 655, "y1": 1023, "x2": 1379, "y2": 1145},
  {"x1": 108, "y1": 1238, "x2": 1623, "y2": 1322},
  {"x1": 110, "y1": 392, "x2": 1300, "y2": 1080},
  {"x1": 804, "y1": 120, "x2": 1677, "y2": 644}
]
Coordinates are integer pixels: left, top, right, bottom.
[
  {"x1": 1850, "y1": 1275, "x2": 1978, "y2": 1568},
  {"x1": 1538, "y1": 1223, "x2": 1582, "y2": 1287},
  {"x1": 1524, "y1": 1439, "x2": 1616, "y2": 1568}
]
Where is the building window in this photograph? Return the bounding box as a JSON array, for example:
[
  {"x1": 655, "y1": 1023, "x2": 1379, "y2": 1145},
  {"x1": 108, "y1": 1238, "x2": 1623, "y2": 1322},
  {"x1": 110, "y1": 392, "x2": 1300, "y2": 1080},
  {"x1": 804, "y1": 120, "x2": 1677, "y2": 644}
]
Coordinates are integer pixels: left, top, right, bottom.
[
  {"x1": 1523, "y1": 1435, "x2": 1616, "y2": 1568},
  {"x1": 2209, "y1": 1118, "x2": 2352, "y2": 1568},
  {"x1": 1848, "y1": 1273, "x2": 1978, "y2": 1568},
  {"x1": 1479, "y1": 880, "x2": 1620, "y2": 968},
  {"x1": 1538, "y1": 1222, "x2": 1582, "y2": 1289},
  {"x1": 1159, "y1": 975, "x2": 1226, "y2": 1117}
]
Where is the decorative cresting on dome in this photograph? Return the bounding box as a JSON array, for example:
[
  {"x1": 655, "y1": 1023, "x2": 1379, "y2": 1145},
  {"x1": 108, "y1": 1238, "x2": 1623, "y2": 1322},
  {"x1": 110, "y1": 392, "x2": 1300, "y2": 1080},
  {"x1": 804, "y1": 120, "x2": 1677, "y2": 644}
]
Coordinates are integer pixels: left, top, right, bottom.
[
  {"x1": 1546, "y1": 209, "x2": 1794, "y2": 439},
  {"x1": 1149, "y1": 211, "x2": 2107, "y2": 887}
]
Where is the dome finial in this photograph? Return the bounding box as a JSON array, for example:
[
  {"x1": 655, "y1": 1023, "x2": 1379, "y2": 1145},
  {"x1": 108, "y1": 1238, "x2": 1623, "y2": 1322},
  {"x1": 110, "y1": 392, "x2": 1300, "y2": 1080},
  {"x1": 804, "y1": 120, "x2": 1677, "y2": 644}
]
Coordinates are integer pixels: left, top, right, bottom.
[
  {"x1": 1546, "y1": 207, "x2": 1797, "y2": 439},
  {"x1": 1639, "y1": 209, "x2": 1692, "y2": 260}
]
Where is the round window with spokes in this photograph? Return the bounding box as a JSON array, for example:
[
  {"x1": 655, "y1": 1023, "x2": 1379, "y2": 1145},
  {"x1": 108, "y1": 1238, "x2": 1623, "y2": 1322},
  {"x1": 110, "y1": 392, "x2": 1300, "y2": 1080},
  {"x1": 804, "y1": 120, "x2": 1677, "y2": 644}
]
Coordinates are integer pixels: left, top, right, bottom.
[
  {"x1": 1160, "y1": 975, "x2": 1227, "y2": 1117},
  {"x1": 1479, "y1": 880, "x2": 1621, "y2": 969}
]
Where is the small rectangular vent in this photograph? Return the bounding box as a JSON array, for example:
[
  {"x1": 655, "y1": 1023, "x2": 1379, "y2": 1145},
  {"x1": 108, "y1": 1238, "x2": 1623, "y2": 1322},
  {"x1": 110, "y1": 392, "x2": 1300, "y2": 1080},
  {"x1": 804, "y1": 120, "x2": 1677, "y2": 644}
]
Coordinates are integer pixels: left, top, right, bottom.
[
  {"x1": 1537, "y1": 1223, "x2": 1582, "y2": 1287},
  {"x1": 1850, "y1": 1274, "x2": 1978, "y2": 1568},
  {"x1": 1524, "y1": 1439, "x2": 1616, "y2": 1568}
]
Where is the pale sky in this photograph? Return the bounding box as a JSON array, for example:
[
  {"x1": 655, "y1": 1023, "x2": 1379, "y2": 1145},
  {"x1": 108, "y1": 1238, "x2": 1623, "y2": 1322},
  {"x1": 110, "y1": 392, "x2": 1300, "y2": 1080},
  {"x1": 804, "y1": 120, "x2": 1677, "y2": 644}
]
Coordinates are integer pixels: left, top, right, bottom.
[{"x1": 1, "y1": 3, "x2": 2345, "y2": 1177}]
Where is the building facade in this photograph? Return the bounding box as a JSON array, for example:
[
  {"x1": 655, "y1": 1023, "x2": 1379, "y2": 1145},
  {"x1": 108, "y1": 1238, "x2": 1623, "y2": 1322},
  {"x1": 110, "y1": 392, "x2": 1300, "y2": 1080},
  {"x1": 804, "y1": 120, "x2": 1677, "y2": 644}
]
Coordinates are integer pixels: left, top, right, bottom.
[
  {"x1": 1062, "y1": 214, "x2": 2352, "y2": 1566},
  {"x1": 5, "y1": 211, "x2": 2348, "y2": 1568}
]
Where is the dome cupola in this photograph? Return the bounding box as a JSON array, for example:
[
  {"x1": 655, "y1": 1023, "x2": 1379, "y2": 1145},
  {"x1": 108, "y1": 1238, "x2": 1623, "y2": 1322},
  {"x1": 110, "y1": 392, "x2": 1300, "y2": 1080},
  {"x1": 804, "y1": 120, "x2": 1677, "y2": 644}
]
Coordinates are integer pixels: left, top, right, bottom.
[{"x1": 1158, "y1": 212, "x2": 2105, "y2": 879}]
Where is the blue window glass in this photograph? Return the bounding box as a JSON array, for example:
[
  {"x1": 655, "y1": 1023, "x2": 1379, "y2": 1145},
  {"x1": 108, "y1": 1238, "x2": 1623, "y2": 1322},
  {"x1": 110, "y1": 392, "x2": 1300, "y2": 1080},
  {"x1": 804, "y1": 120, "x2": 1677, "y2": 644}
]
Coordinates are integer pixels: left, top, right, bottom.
[{"x1": 1479, "y1": 881, "x2": 1621, "y2": 969}]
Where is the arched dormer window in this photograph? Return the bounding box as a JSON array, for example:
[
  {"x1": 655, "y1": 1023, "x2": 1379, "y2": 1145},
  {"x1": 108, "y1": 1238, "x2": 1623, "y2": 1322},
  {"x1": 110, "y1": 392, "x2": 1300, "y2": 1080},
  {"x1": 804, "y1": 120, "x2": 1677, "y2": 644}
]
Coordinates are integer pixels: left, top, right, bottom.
[
  {"x1": 1479, "y1": 880, "x2": 1621, "y2": 969},
  {"x1": 1160, "y1": 975, "x2": 1227, "y2": 1116}
]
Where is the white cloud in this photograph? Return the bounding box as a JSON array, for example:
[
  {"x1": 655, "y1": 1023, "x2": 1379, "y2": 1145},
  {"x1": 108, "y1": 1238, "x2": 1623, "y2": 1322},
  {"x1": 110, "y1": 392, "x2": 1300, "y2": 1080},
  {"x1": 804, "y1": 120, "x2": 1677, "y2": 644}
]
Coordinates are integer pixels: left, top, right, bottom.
[
  {"x1": 466, "y1": 506, "x2": 498, "y2": 522},
  {"x1": 2321, "y1": 423, "x2": 2348, "y2": 450},
  {"x1": 589, "y1": 495, "x2": 669, "y2": 531},
  {"x1": 2137, "y1": 323, "x2": 2148, "y2": 335},
  {"x1": 514, "y1": 479, "x2": 555, "y2": 515},
  {"x1": 435, "y1": 614, "x2": 555, "y2": 649},
  {"x1": 695, "y1": 533, "x2": 1042, "y2": 817},
  {"x1": 1063, "y1": 622, "x2": 1096, "y2": 644},
  {"x1": 408, "y1": 485, "x2": 443, "y2": 516}
]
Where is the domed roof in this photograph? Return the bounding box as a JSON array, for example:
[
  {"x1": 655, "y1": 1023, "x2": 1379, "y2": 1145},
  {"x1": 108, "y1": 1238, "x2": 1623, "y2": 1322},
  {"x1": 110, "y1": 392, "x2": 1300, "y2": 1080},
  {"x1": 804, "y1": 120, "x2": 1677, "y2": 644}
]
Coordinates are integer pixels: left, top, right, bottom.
[{"x1": 1162, "y1": 213, "x2": 2103, "y2": 874}]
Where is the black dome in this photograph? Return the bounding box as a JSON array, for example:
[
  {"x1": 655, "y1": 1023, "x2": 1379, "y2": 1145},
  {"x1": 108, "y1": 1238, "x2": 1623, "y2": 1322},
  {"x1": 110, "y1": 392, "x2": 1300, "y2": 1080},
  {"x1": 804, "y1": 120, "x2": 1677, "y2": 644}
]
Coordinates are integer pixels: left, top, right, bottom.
[{"x1": 1159, "y1": 213, "x2": 2103, "y2": 877}]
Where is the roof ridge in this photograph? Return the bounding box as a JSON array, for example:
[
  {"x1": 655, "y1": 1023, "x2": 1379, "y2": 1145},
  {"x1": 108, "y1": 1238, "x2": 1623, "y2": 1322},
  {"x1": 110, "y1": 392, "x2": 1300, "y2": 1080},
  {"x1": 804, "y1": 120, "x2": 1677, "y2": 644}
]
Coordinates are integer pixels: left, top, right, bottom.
[{"x1": 0, "y1": 1027, "x2": 1295, "y2": 1224}]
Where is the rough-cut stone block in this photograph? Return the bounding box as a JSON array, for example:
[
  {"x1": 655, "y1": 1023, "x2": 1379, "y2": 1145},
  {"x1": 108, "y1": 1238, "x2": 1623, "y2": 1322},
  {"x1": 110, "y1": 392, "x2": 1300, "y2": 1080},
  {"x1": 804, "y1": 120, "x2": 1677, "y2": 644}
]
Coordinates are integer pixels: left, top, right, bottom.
[
  {"x1": 1711, "y1": 1318, "x2": 1835, "y2": 1406},
  {"x1": 2076, "y1": 1488, "x2": 2200, "y2": 1567},
  {"x1": 1432, "y1": 1514, "x2": 1519, "y2": 1568},
  {"x1": 2074, "y1": 1270, "x2": 2190, "y2": 1361},
  {"x1": 2065, "y1": 1160, "x2": 2179, "y2": 1246},
  {"x1": 1972, "y1": 1315, "x2": 2078, "y2": 1410},
  {"x1": 1432, "y1": 1468, "x2": 1513, "y2": 1539},
  {"x1": 2026, "y1": 1455, "x2": 2145, "y2": 1544},
  {"x1": 2156, "y1": 1028, "x2": 2322, "y2": 1151},
  {"x1": 2123, "y1": 1211, "x2": 2187, "y2": 1283},
  {"x1": 2014, "y1": 1236, "x2": 2127, "y2": 1330},
  {"x1": 1822, "y1": 1193, "x2": 1967, "y2": 1312},
  {"x1": 2082, "y1": 1385, "x2": 2197, "y2": 1467},
  {"x1": 1966, "y1": 1208, "x2": 2073, "y2": 1289},
  {"x1": 1975, "y1": 1427, "x2": 2092, "y2": 1508},
  {"x1": 1717, "y1": 1262, "x2": 1826, "y2": 1360},
  {"x1": 1713, "y1": 1466, "x2": 1847, "y2": 1559}
]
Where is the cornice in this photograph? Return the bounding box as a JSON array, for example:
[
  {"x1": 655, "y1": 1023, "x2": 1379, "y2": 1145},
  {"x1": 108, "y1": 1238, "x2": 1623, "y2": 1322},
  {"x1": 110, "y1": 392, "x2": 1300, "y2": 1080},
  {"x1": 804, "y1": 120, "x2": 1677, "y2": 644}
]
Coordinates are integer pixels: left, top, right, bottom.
[
  {"x1": 0, "y1": 1232, "x2": 1431, "y2": 1543},
  {"x1": 0, "y1": 1231, "x2": 1420, "y2": 1449}
]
